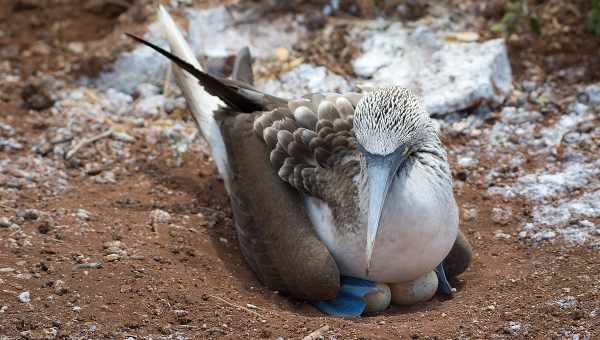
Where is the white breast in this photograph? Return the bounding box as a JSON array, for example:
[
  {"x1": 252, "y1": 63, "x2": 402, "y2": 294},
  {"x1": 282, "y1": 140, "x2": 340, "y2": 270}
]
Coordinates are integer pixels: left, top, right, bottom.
[
  {"x1": 305, "y1": 161, "x2": 458, "y2": 283},
  {"x1": 367, "y1": 161, "x2": 458, "y2": 282}
]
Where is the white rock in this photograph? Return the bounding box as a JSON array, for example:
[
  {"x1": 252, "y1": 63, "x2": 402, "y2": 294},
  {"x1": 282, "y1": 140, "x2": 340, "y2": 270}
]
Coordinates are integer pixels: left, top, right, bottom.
[
  {"x1": 552, "y1": 296, "x2": 577, "y2": 309},
  {"x1": 582, "y1": 84, "x2": 600, "y2": 106},
  {"x1": 532, "y1": 191, "x2": 600, "y2": 228},
  {"x1": 97, "y1": 6, "x2": 304, "y2": 93},
  {"x1": 491, "y1": 207, "x2": 512, "y2": 225},
  {"x1": 533, "y1": 229, "x2": 557, "y2": 241},
  {"x1": 494, "y1": 230, "x2": 511, "y2": 240},
  {"x1": 134, "y1": 94, "x2": 168, "y2": 118},
  {"x1": 75, "y1": 209, "x2": 91, "y2": 221},
  {"x1": 18, "y1": 291, "x2": 30, "y2": 303},
  {"x1": 150, "y1": 209, "x2": 171, "y2": 224},
  {"x1": 96, "y1": 21, "x2": 167, "y2": 93},
  {"x1": 500, "y1": 107, "x2": 542, "y2": 125},
  {"x1": 187, "y1": 6, "x2": 303, "y2": 60},
  {"x1": 463, "y1": 208, "x2": 478, "y2": 221},
  {"x1": 363, "y1": 283, "x2": 391, "y2": 314},
  {"x1": 457, "y1": 155, "x2": 478, "y2": 168},
  {"x1": 0, "y1": 217, "x2": 11, "y2": 228},
  {"x1": 506, "y1": 321, "x2": 525, "y2": 335},
  {"x1": 352, "y1": 24, "x2": 512, "y2": 115},
  {"x1": 259, "y1": 64, "x2": 352, "y2": 99},
  {"x1": 105, "y1": 254, "x2": 121, "y2": 262},
  {"x1": 390, "y1": 271, "x2": 438, "y2": 306},
  {"x1": 493, "y1": 161, "x2": 600, "y2": 203}
]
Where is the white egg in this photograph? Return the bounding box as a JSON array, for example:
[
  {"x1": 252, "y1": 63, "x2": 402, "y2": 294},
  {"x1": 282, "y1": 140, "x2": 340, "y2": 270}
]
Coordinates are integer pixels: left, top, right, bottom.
[
  {"x1": 363, "y1": 283, "x2": 391, "y2": 314},
  {"x1": 389, "y1": 271, "x2": 438, "y2": 306}
]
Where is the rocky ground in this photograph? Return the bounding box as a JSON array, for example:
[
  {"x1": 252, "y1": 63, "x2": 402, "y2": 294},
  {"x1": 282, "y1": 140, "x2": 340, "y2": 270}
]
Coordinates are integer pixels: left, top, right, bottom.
[{"x1": 0, "y1": 0, "x2": 599, "y2": 339}]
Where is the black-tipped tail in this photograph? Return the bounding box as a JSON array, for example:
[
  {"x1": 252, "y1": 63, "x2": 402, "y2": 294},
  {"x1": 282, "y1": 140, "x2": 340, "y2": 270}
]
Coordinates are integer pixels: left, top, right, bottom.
[{"x1": 126, "y1": 33, "x2": 263, "y2": 113}]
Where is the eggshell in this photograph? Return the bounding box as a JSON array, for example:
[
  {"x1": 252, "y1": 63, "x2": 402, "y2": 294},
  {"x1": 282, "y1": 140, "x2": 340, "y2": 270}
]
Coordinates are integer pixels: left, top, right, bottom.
[
  {"x1": 363, "y1": 283, "x2": 392, "y2": 314},
  {"x1": 390, "y1": 271, "x2": 438, "y2": 306}
]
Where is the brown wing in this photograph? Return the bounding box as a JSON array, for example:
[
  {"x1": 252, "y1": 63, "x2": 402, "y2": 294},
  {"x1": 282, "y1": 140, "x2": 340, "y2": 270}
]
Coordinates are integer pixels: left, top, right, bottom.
[{"x1": 252, "y1": 93, "x2": 364, "y2": 200}]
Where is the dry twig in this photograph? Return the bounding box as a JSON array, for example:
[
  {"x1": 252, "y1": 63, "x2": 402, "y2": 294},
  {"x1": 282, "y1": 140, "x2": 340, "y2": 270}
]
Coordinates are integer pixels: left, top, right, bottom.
[
  {"x1": 65, "y1": 130, "x2": 113, "y2": 160},
  {"x1": 209, "y1": 294, "x2": 263, "y2": 318}
]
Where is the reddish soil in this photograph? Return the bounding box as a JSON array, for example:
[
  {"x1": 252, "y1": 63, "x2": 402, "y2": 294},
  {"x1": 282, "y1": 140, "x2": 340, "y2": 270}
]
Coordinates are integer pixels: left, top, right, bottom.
[{"x1": 1, "y1": 1, "x2": 599, "y2": 339}]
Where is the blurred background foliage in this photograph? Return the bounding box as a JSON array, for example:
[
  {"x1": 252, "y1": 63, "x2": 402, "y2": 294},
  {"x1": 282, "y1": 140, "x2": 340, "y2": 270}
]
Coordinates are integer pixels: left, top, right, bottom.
[
  {"x1": 253, "y1": 0, "x2": 600, "y2": 36},
  {"x1": 588, "y1": 0, "x2": 600, "y2": 35}
]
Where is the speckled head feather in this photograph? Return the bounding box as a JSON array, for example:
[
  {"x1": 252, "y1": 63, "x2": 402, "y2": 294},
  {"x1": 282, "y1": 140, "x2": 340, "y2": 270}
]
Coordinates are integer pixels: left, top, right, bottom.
[{"x1": 353, "y1": 87, "x2": 429, "y2": 156}]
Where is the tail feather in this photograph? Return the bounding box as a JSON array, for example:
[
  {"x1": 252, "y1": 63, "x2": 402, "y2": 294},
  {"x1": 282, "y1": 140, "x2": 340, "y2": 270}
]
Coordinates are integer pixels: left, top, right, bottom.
[
  {"x1": 126, "y1": 33, "x2": 263, "y2": 113},
  {"x1": 232, "y1": 47, "x2": 254, "y2": 85},
  {"x1": 154, "y1": 6, "x2": 231, "y2": 191}
]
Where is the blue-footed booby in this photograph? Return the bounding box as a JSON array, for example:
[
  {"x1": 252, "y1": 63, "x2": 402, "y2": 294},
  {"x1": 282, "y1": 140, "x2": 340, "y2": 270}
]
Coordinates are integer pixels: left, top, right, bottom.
[{"x1": 128, "y1": 6, "x2": 472, "y2": 317}]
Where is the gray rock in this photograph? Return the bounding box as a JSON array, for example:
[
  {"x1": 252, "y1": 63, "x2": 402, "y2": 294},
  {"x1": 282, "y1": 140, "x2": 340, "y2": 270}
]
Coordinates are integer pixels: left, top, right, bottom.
[
  {"x1": 582, "y1": 84, "x2": 600, "y2": 106},
  {"x1": 352, "y1": 24, "x2": 512, "y2": 115},
  {"x1": 72, "y1": 262, "x2": 103, "y2": 270},
  {"x1": 17, "y1": 209, "x2": 41, "y2": 220},
  {"x1": 521, "y1": 80, "x2": 536, "y2": 92}
]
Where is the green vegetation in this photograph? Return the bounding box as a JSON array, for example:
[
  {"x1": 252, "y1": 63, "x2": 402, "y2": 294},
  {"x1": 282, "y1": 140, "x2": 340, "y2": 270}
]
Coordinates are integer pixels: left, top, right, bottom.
[
  {"x1": 587, "y1": 0, "x2": 600, "y2": 35},
  {"x1": 491, "y1": 0, "x2": 540, "y2": 35},
  {"x1": 492, "y1": 0, "x2": 600, "y2": 36}
]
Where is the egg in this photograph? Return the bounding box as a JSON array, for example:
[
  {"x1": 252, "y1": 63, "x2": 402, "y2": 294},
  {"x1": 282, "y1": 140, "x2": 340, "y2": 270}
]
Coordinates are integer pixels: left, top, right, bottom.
[
  {"x1": 363, "y1": 283, "x2": 391, "y2": 314},
  {"x1": 390, "y1": 271, "x2": 438, "y2": 306}
]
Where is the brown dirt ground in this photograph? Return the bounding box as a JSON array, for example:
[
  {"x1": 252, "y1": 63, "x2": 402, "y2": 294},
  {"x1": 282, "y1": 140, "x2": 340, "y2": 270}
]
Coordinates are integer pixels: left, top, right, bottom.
[{"x1": 1, "y1": 0, "x2": 599, "y2": 339}]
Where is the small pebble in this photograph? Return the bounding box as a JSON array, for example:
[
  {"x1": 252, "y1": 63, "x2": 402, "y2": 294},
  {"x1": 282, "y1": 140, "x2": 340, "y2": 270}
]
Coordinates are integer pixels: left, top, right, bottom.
[
  {"x1": 104, "y1": 254, "x2": 121, "y2": 262},
  {"x1": 76, "y1": 209, "x2": 91, "y2": 221},
  {"x1": 0, "y1": 217, "x2": 11, "y2": 228},
  {"x1": 463, "y1": 208, "x2": 478, "y2": 222},
  {"x1": 21, "y1": 83, "x2": 54, "y2": 111},
  {"x1": 18, "y1": 291, "x2": 30, "y2": 303},
  {"x1": 17, "y1": 208, "x2": 41, "y2": 220},
  {"x1": 150, "y1": 209, "x2": 171, "y2": 224},
  {"x1": 16, "y1": 273, "x2": 32, "y2": 280},
  {"x1": 54, "y1": 280, "x2": 69, "y2": 295},
  {"x1": 73, "y1": 262, "x2": 103, "y2": 270},
  {"x1": 494, "y1": 230, "x2": 511, "y2": 240},
  {"x1": 491, "y1": 207, "x2": 512, "y2": 225}
]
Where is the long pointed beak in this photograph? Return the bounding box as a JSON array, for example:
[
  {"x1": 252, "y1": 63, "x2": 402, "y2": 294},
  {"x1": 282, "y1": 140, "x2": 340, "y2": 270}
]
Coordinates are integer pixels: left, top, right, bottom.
[{"x1": 365, "y1": 151, "x2": 407, "y2": 274}]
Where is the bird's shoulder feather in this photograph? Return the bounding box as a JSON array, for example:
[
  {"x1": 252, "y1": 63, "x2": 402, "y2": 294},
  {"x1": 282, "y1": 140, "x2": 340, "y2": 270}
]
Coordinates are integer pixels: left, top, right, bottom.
[{"x1": 253, "y1": 92, "x2": 364, "y2": 201}]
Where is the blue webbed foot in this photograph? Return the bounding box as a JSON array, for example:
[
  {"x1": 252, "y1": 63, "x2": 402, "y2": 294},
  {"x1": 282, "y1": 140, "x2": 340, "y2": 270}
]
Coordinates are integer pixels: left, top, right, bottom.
[
  {"x1": 435, "y1": 263, "x2": 453, "y2": 295},
  {"x1": 313, "y1": 277, "x2": 378, "y2": 317}
]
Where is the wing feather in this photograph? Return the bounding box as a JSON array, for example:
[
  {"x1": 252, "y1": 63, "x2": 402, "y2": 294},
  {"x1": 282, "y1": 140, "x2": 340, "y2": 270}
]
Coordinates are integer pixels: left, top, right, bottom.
[{"x1": 254, "y1": 94, "x2": 363, "y2": 199}]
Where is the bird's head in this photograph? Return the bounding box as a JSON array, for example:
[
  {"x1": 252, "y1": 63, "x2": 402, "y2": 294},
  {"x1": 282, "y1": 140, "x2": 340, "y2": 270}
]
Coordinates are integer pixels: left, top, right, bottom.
[{"x1": 353, "y1": 87, "x2": 437, "y2": 269}]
